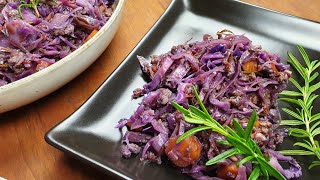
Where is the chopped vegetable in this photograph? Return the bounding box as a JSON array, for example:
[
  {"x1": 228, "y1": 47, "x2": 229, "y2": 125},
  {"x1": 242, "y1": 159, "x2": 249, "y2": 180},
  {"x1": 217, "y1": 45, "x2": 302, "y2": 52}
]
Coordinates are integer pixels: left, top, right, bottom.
[
  {"x1": 36, "y1": 60, "x2": 52, "y2": 71},
  {"x1": 165, "y1": 135, "x2": 202, "y2": 167},
  {"x1": 84, "y1": 29, "x2": 99, "y2": 44},
  {"x1": 217, "y1": 163, "x2": 239, "y2": 180},
  {"x1": 242, "y1": 60, "x2": 258, "y2": 73}
]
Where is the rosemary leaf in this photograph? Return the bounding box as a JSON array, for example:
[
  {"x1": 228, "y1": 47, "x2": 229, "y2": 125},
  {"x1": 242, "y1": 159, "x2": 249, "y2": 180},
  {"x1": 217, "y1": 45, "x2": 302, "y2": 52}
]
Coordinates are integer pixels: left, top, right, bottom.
[
  {"x1": 233, "y1": 119, "x2": 245, "y2": 137},
  {"x1": 256, "y1": 156, "x2": 285, "y2": 180},
  {"x1": 289, "y1": 128, "x2": 309, "y2": 138},
  {"x1": 294, "y1": 142, "x2": 314, "y2": 152},
  {"x1": 280, "y1": 90, "x2": 302, "y2": 97},
  {"x1": 288, "y1": 52, "x2": 307, "y2": 79},
  {"x1": 280, "y1": 120, "x2": 304, "y2": 126},
  {"x1": 282, "y1": 108, "x2": 303, "y2": 121},
  {"x1": 311, "y1": 113, "x2": 320, "y2": 122},
  {"x1": 289, "y1": 78, "x2": 303, "y2": 92},
  {"x1": 309, "y1": 161, "x2": 320, "y2": 169},
  {"x1": 171, "y1": 102, "x2": 190, "y2": 115},
  {"x1": 311, "y1": 121, "x2": 320, "y2": 132},
  {"x1": 244, "y1": 110, "x2": 257, "y2": 141},
  {"x1": 311, "y1": 127, "x2": 320, "y2": 137},
  {"x1": 237, "y1": 156, "x2": 254, "y2": 166},
  {"x1": 205, "y1": 148, "x2": 239, "y2": 165},
  {"x1": 309, "y1": 81, "x2": 320, "y2": 94},
  {"x1": 216, "y1": 140, "x2": 231, "y2": 146},
  {"x1": 279, "y1": 97, "x2": 300, "y2": 106},
  {"x1": 279, "y1": 150, "x2": 314, "y2": 156},
  {"x1": 307, "y1": 94, "x2": 319, "y2": 109},
  {"x1": 225, "y1": 126, "x2": 241, "y2": 139},
  {"x1": 311, "y1": 61, "x2": 320, "y2": 72},
  {"x1": 248, "y1": 166, "x2": 260, "y2": 180},
  {"x1": 189, "y1": 105, "x2": 208, "y2": 120},
  {"x1": 309, "y1": 72, "x2": 319, "y2": 83},
  {"x1": 176, "y1": 126, "x2": 211, "y2": 143}
]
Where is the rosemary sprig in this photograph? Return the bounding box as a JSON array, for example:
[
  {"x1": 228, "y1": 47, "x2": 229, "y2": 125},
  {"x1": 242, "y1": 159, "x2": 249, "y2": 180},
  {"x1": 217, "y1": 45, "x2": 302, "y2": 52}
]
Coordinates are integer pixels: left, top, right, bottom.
[
  {"x1": 171, "y1": 86, "x2": 285, "y2": 180},
  {"x1": 18, "y1": 0, "x2": 41, "y2": 20},
  {"x1": 278, "y1": 45, "x2": 320, "y2": 169}
]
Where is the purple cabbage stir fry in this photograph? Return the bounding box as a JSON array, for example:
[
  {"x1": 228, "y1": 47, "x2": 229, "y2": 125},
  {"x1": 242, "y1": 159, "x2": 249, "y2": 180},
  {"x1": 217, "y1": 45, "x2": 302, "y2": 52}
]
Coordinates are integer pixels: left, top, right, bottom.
[
  {"x1": 117, "y1": 31, "x2": 302, "y2": 179},
  {"x1": 0, "y1": 0, "x2": 115, "y2": 86}
]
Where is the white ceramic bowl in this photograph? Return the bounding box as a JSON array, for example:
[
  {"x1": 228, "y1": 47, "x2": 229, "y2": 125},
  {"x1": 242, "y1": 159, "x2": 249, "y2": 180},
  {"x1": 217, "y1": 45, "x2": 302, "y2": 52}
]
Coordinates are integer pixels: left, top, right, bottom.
[{"x1": 0, "y1": 0, "x2": 125, "y2": 113}]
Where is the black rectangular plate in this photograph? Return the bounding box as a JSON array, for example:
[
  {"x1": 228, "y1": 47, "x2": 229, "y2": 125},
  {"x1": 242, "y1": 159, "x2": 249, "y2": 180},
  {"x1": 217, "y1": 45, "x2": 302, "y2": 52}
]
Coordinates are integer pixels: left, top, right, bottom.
[{"x1": 45, "y1": 0, "x2": 320, "y2": 179}]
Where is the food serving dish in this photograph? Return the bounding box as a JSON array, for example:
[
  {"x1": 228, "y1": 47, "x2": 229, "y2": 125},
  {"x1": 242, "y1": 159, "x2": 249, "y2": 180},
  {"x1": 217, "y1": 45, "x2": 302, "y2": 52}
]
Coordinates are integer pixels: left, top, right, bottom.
[
  {"x1": 0, "y1": 0, "x2": 125, "y2": 113},
  {"x1": 46, "y1": 0, "x2": 320, "y2": 179}
]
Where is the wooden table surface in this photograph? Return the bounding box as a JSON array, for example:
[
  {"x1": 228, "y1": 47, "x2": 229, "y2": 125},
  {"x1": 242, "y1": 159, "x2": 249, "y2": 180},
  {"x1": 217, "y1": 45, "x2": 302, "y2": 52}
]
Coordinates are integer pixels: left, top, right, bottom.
[{"x1": 0, "y1": 0, "x2": 319, "y2": 179}]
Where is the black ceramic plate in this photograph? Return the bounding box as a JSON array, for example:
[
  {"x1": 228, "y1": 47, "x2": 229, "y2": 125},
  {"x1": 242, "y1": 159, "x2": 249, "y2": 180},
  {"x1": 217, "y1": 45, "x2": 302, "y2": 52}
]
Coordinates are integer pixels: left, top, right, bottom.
[{"x1": 45, "y1": 0, "x2": 320, "y2": 179}]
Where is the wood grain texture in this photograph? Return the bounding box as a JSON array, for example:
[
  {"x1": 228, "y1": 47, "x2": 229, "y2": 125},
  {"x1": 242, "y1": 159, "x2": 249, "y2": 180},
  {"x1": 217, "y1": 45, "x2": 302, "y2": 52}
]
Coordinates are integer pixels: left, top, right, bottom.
[{"x1": 0, "y1": 0, "x2": 319, "y2": 179}]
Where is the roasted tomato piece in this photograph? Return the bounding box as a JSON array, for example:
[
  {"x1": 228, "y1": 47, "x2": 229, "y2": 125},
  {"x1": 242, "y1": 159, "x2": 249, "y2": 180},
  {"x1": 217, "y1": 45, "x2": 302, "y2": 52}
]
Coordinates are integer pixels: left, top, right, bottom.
[
  {"x1": 84, "y1": 29, "x2": 98, "y2": 43},
  {"x1": 165, "y1": 135, "x2": 202, "y2": 167},
  {"x1": 36, "y1": 61, "x2": 52, "y2": 71},
  {"x1": 217, "y1": 163, "x2": 239, "y2": 180},
  {"x1": 270, "y1": 63, "x2": 280, "y2": 76},
  {"x1": 242, "y1": 60, "x2": 258, "y2": 73}
]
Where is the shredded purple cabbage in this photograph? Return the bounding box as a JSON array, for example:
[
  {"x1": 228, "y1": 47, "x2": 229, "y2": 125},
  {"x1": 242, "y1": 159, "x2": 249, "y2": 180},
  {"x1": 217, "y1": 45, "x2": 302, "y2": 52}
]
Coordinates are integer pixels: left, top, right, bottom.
[
  {"x1": 117, "y1": 32, "x2": 300, "y2": 179},
  {"x1": 267, "y1": 149, "x2": 302, "y2": 179},
  {"x1": 0, "y1": 0, "x2": 115, "y2": 86}
]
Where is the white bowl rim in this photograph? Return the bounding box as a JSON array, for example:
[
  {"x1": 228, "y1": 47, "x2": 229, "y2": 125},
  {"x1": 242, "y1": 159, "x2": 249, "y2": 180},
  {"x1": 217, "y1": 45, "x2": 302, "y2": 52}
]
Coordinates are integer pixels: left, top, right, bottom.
[{"x1": 0, "y1": 0, "x2": 125, "y2": 93}]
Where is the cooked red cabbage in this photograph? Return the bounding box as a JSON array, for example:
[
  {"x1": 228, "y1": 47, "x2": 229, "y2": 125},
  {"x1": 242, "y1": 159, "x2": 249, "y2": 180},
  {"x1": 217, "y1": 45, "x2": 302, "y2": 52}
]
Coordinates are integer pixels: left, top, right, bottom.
[
  {"x1": 117, "y1": 31, "x2": 301, "y2": 179},
  {"x1": 0, "y1": 0, "x2": 115, "y2": 86}
]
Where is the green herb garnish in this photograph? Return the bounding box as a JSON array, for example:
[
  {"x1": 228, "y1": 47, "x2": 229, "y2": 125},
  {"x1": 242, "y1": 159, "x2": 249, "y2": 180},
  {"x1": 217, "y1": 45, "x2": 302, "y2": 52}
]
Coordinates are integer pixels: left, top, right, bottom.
[
  {"x1": 278, "y1": 45, "x2": 320, "y2": 169},
  {"x1": 18, "y1": 0, "x2": 41, "y2": 20},
  {"x1": 171, "y1": 86, "x2": 285, "y2": 180}
]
